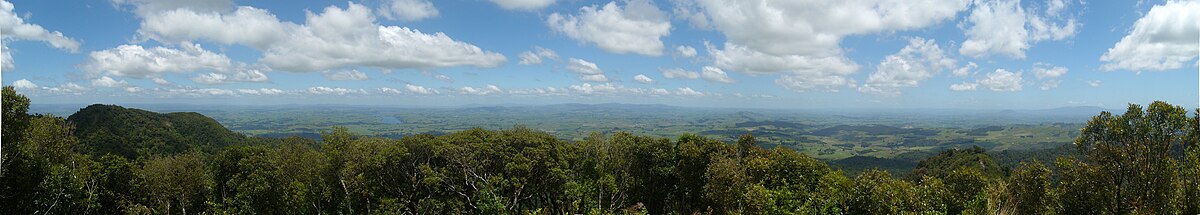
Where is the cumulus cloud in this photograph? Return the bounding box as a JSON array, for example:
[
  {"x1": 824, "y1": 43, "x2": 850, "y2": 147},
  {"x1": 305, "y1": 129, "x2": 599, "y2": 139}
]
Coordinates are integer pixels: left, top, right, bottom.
[
  {"x1": 377, "y1": 87, "x2": 404, "y2": 95},
  {"x1": 684, "y1": 0, "x2": 971, "y2": 92},
  {"x1": 137, "y1": 3, "x2": 505, "y2": 72},
  {"x1": 952, "y1": 62, "x2": 978, "y2": 77},
  {"x1": 489, "y1": 0, "x2": 555, "y2": 11},
  {"x1": 237, "y1": 88, "x2": 285, "y2": 95},
  {"x1": 518, "y1": 46, "x2": 559, "y2": 65},
  {"x1": 676, "y1": 45, "x2": 697, "y2": 57},
  {"x1": 377, "y1": 0, "x2": 438, "y2": 21},
  {"x1": 950, "y1": 82, "x2": 978, "y2": 91},
  {"x1": 674, "y1": 87, "x2": 704, "y2": 96},
  {"x1": 960, "y1": 0, "x2": 1078, "y2": 59},
  {"x1": 566, "y1": 58, "x2": 609, "y2": 82},
  {"x1": 12, "y1": 79, "x2": 36, "y2": 89},
  {"x1": 152, "y1": 77, "x2": 172, "y2": 86},
  {"x1": 81, "y1": 43, "x2": 232, "y2": 78},
  {"x1": 547, "y1": 0, "x2": 671, "y2": 56},
  {"x1": 661, "y1": 68, "x2": 699, "y2": 79},
  {"x1": 307, "y1": 86, "x2": 367, "y2": 95},
  {"x1": 978, "y1": 69, "x2": 1023, "y2": 91},
  {"x1": 1, "y1": 44, "x2": 11, "y2": 71},
  {"x1": 191, "y1": 68, "x2": 269, "y2": 84},
  {"x1": 859, "y1": 38, "x2": 956, "y2": 95},
  {"x1": 1100, "y1": 0, "x2": 1199, "y2": 72},
  {"x1": 708, "y1": 42, "x2": 859, "y2": 91},
  {"x1": 1087, "y1": 80, "x2": 1102, "y2": 87},
  {"x1": 633, "y1": 74, "x2": 654, "y2": 84},
  {"x1": 0, "y1": 0, "x2": 82, "y2": 52},
  {"x1": 1032, "y1": 63, "x2": 1067, "y2": 90},
  {"x1": 405, "y1": 84, "x2": 438, "y2": 94},
  {"x1": 323, "y1": 69, "x2": 369, "y2": 81},
  {"x1": 460, "y1": 84, "x2": 503, "y2": 95},
  {"x1": 91, "y1": 76, "x2": 130, "y2": 88},
  {"x1": 700, "y1": 66, "x2": 734, "y2": 83}
]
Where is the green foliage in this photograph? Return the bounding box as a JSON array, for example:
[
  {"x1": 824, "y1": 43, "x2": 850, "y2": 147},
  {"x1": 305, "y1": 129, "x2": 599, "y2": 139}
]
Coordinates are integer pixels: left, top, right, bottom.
[
  {"x1": 68, "y1": 104, "x2": 246, "y2": 159},
  {"x1": 3, "y1": 89, "x2": 1198, "y2": 215},
  {"x1": 1074, "y1": 101, "x2": 1189, "y2": 214},
  {"x1": 909, "y1": 146, "x2": 1003, "y2": 180}
]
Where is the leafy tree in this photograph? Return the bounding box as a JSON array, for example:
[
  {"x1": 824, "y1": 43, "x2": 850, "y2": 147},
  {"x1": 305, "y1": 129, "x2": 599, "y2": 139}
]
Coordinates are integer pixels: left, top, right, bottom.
[
  {"x1": 2, "y1": 86, "x2": 30, "y2": 174},
  {"x1": 134, "y1": 151, "x2": 213, "y2": 214},
  {"x1": 1007, "y1": 161, "x2": 1052, "y2": 215},
  {"x1": 1074, "y1": 101, "x2": 1188, "y2": 213}
]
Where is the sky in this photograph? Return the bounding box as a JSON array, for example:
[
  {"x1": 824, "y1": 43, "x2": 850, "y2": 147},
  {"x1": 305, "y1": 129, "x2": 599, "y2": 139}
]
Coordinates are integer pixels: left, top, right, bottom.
[{"x1": 0, "y1": 0, "x2": 1197, "y2": 109}]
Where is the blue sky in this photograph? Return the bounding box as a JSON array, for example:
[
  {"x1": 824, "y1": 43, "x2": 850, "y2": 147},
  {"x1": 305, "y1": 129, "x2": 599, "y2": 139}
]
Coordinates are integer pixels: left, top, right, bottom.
[{"x1": 1, "y1": 0, "x2": 1196, "y2": 109}]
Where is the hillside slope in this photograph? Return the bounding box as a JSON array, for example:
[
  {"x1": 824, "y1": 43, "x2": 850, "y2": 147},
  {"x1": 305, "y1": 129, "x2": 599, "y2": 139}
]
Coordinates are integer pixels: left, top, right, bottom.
[{"x1": 67, "y1": 104, "x2": 246, "y2": 158}]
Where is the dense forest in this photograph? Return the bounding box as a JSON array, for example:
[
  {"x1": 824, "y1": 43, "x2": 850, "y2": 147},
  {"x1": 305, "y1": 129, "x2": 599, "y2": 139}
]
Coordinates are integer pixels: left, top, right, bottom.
[{"x1": 2, "y1": 86, "x2": 1199, "y2": 214}]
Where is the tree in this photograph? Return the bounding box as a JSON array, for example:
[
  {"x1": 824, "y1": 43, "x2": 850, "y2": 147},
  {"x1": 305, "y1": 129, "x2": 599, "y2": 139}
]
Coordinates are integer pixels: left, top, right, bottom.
[
  {"x1": 2, "y1": 86, "x2": 31, "y2": 175},
  {"x1": 1007, "y1": 161, "x2": 1052, "y2": 215},
  {"x1": 1074, "y1": 101, "x2": 1188, "y2": 213},
  {"x1": 135, "y1": 151, "x2": 213, "y2": 215}
]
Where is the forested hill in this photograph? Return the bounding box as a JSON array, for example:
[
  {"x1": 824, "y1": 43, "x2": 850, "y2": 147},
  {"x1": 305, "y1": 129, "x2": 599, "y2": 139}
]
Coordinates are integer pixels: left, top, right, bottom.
[
  {"x1": 3, "y1": 86, "x2": 1200, "y2": 214},
  {"x1": 67, "y1": 104, "x2": 247, "y2": 159}
]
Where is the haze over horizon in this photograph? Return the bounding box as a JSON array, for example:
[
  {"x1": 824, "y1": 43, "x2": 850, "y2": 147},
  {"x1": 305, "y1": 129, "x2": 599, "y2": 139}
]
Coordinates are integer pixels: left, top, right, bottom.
[{"x1": 1, "y1": 0, "x2": 1197, "y2": 109}]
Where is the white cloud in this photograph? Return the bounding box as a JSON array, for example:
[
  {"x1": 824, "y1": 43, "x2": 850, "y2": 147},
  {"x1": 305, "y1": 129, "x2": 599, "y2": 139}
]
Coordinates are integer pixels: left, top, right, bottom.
[
  {"x1": 237, "y1": 88, "x2": 285, "y2": 95},
  {"x1": 152, "y1": 77, "x2": 172, "y2": 86},
  {"x1": 674, "y1": 87, "x2": 705, "y2": 96},
  {"x1": 1039, "y1": 79, "x2": 1061, "y2": 90},
  {"x1": 91, "y1": 76, "x2": 129, "y2": 88},
  {"x1": 566, "y1": 58, "x2": 609, "y2": 82},
  {"x1": 579, "y1": 74, "x2": 610, "y2": 82},
  {"x1": 950, "y1": 82, "x2": 978, "y2": 91},
  {"x1": 518, "y1": 52, "x2": 542, "y2": 65},
  {"x1": 46, "y1": 82, "x2": 87, "y2": 94},
  {"x1": 1087, "y1": 80, "x2": 1102, "y2": 87},
  {"x1": 488, "y1": 0, "x2": 555, "y2": 11},
  {"x1": 676, "y1": 45, "x2": 697, "y2": 57},
  {"x1": 633, "y1": 74, "x2": 654, "y2": 84},
  {"x1": 686, "y1": 0, "x2": 970, "y2": 92},
  {"x1": 81, "y1": 43, "x2": 232, "y2": 78},
  {"x1": 323, "y1": 69, "x2": 369, "y2": 81},
  {"x1": 191, "y1": 67, "x2": 269, "y2": 84},
  {"x1": 960, "y1": 0, "x2": 1078, "y2": 59},
  {"x1": 708, "y1": 42, "x2": 859, "y2": 91},
  {"x1": 1, "y1": 44, "x2": 11, "y2": 71},
  {"x1": 547, "y1": 0, "x2": 671, "y2": 56},
  {"x1": 978, "y1": 69, "x2": 1023, "y2": 91},
  {"x1": 138, "y1": 3, "x2": 506, "y2": 72},
  {"x1": 405, "y1": 84, "x2": 438, "y2": 94},
  {"x1": 377, "y1": 0, "x2": 438, "y2": 21},
  {"x1": 0, "y1": 0, "x2": 82, "y2": 52},
  {"x1": 307, "y1": 86, "x2": 367, "y2": 95},
  {"x1": 434, "y1": 74, "x2": 452, "y2": 82},
  {"x1": 1033, "y1": 64, "x2": 1067, "y2": 79},
  {"x1": 1100, "y1": 0, "x2": 1199, "y2": 72},
  {"x1": 1032, "y1": 63, "x2": 1067, "y2": 90},
  {"x1": 568, "y1": 82, "x2": 621, "y2": 94},
  {"x1": 859, "y1": 38, "x2": 956, "y2": 95},
  {"x1": 775, "y1": 74, "x2": 856, "y2": 92},
  {"x1": 518, "y1": 46, "x2": 558, "y2": 65},
  {"x1": 700, "y1": 66, "x2": 735, "y2": 83},
  {"x1": 952, "y1": 62, "x2": 978, "y2": 77},
  {"x1": 378, "y1": 87, "x2": 404, "y2": 95},
  {"x1": 693, "y1": 0, "x2": 968, "y2": 57},
  {"x1": 661, "y1": 68, "x2": 699, "y2": 79},
  {"x1": 12, "y1": 79, "x2": 36, "y2": 89},
  {"x1": 649, "y1": 88, "x2": 670, "y2": 95},
  {"x1": 460, "y1": 84, "x2": 503, "y2": 95}
]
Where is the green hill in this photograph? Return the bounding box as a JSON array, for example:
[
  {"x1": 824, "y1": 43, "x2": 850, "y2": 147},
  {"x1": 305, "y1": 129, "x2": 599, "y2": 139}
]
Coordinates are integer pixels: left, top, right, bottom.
[{"x1": 67, "y1": 104, "x2": 247, "y2": 159}]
